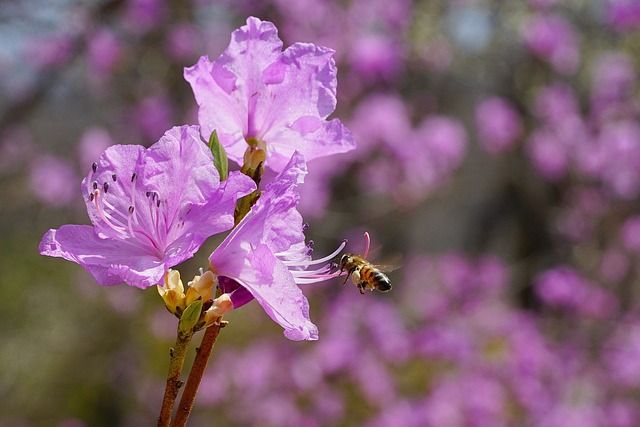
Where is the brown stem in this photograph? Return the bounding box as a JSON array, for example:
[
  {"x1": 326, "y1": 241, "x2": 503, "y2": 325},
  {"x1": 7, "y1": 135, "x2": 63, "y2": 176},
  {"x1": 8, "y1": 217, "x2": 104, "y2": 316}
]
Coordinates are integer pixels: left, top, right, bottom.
[
  {"x1": 171, "y1": 321, "x2": 222, "y2": 427},
  {"x1": 157, "y1": 331, "x2": 192, "y2": 427}
]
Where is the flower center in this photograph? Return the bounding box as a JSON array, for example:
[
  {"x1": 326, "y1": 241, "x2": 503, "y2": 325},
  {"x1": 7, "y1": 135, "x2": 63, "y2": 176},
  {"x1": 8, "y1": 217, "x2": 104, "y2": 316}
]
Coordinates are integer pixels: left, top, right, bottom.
[{"x1": 87, "y1": 163, "x2": 165, "y2": 257}]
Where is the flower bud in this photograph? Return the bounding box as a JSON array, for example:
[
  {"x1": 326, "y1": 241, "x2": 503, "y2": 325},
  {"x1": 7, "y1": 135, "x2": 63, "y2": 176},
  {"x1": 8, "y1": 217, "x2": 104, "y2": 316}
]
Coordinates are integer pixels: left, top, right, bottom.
[
  {"x1": 241, "y1": 146, "x2": 266, "y2": 181},
  {"x1": 203, "y1": 293, "x2": 234, "y2": 327},
  {"x1": 185, "y1": 270, "x2": 217, "y2": 306},
  {"x1": 157, "y1": 269, "x2": 186, "y2": 315}
]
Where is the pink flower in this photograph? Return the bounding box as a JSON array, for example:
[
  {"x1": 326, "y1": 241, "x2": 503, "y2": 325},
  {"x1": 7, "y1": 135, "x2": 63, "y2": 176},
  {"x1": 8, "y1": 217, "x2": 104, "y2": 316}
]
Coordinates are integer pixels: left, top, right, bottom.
[
  {"x1": 523, "y1": 13, "x2": 580, "y2": 75},
  {"x1": 475, "y1": 97, "x2": 523, "y2": 154},
  {"x1": 185, "y1": 16, "x2": 355, "y2": 172},
  {"x1": 209, "y1": 152, "x2": 345, "y2": 340},
  {"x1": 29, "y1": 155, "x2": 78, "y2": 207},
  {"x1": 40, "y1": 125, "x2": 255, "y2": 288}
]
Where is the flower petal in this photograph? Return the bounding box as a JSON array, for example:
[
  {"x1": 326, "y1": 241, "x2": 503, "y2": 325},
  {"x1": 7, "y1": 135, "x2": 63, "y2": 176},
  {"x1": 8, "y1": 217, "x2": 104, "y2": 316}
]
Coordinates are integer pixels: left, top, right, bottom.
[
  {"x1": 39, "y1": 225, "x2": 166, "y2": 288},
  {"x1": 266, "y1": 117, "x2": 355, "y2": 172},
  {"x1": 231, "y1": 244, "x2": 318, "y2": 341},
  {"x1": 185, "y1": 17, "x2": 284, "y2": 165}
]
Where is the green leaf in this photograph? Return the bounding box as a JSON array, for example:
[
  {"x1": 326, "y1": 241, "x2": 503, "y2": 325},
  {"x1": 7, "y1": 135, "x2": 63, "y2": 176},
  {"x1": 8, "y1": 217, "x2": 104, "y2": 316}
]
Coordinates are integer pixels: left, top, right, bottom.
[
  {"x1": 178, "y1": 298, "x2": 203, "y2": 336},
  {"x1": 209, "y1": 130, "x2": 228, "y2": 181}
]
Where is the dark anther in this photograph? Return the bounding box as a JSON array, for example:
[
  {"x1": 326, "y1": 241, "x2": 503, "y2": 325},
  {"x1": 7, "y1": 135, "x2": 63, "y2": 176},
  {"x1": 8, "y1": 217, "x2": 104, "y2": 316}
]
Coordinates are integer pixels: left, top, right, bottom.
[
  {"x1": 92, "y1": 181, "x2": 98, "y2": 190},
  {"x1": 92, "y1": 162, "x2": 97, "y2": 172},
  {"x1": 146, "y1": 191, "x2": 151, "y2": 198},
  {"x1": 157, "y1": 198, "x2": 161, "y2": 208},
  {"x1": 131, "y1": 172, "x2": 137, "y2": 183},
  {"x1": 103, "y1": 182, "x2": 109, "y2": 193},
  {"x1": 176, "y1": 380, "x2": 184, "y2": 389},
  {"x1": 128, "y1": 206, "x2": 135, "y2": 214},
  {"x1": 307, "y1": 240, "x2": 314, "y2": 247},
  {"x1": 89, "y1": 193, "x2": 95, "y2": 202},
  {"x1": 169, "y1": 348, "x2": 174, "y2": 357},
  {"x1": 112, "y1": 174, "x2": 117, "y2": 182},
  {"x1": 302, "y1": 223, "x2": 309, "y2": 232}
]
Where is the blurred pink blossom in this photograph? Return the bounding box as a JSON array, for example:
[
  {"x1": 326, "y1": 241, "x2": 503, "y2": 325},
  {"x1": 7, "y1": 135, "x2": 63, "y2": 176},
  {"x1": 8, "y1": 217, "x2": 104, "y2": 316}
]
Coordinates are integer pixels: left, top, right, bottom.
[
  {"x1": 475, "y1": 96, "x2": 524, "y2": 154},
  {"x1": 523, "y1": 13, "x2": 580, "y2": 75},
  {"x1": 87, "y1": 28, "x2": 121, "y2": 79},
  {"x1": 535, "y1": 266, "x2": 617, "y2": 318},
  {"x1": 77, "y1": 127, "x2": 114, "y2": 168},
  {"x1": 607, "y1": 0, "x2": 640, "y2": 31},
  {"x1": 526, "y1": 129, "x2": 569, "y2": 181},
  {"x1": 621, "y1": 215, "x2": 640, "y2": 253},
  {"x1": 123, "y1": 0, "x2": 168, "y2": 33},
  {"x1": 164, "y1": 23, "x2": 201, "y2": 62},
  {"x1": 26, "y1": 35, "x2": 74, "y2": 70},
  {"x1": 132, "y1": 95, "x2": 175, "y2": 142},
  {"x1": 590, "y1": 52, "x2": 637, "y2": 121},
  {"x1": 29, "y1": 155, "x2": 78, "y2": 207},
  {"x1": 533, "y1": 83, "x2": 579, "y2": 127}
]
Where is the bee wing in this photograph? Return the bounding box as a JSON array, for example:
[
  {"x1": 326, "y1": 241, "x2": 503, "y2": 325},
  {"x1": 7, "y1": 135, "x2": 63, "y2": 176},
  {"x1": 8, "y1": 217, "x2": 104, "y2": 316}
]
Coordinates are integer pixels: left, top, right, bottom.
[{"x1": 374, "y1": 253, "x2": 403, "y2": 273}]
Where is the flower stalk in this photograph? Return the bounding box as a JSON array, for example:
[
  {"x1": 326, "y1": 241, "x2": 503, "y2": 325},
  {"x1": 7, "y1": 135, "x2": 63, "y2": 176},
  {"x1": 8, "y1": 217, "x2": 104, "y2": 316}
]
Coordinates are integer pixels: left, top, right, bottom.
[
  {"x1": 171, "y1": 319, "x2": 224, "y2": 427},
  {"x1": 157, "y1": 326, "x2": 194, "y2": 427}
]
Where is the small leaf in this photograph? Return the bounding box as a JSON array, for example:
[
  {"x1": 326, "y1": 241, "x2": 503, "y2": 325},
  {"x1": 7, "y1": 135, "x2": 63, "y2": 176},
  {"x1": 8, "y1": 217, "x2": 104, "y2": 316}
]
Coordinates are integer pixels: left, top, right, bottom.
[
  {"x1": 178, "y1": 298, "x2": 203, "y2": 335},
  {"x1": 209, "y1": 130, "x2": 228, "y2": 181}
]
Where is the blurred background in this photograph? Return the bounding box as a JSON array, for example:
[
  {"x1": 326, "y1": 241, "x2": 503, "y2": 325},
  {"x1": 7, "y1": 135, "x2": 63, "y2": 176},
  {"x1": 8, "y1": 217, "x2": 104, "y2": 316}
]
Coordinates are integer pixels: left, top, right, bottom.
[{"x1": 3, "y1": 0, "x2": 640, "y2": 425}]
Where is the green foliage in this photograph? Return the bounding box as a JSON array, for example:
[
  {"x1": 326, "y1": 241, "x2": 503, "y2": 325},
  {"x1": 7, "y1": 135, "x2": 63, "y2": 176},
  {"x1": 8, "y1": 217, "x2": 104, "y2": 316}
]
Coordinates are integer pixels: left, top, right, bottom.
[{"x1": 208, "y1": 130, "x2": 229, "y2": 181}]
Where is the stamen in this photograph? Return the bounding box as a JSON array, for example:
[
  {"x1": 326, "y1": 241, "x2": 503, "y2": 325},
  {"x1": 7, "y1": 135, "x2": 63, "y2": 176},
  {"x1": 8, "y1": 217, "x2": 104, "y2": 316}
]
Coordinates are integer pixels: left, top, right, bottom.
[
  {"x1": 292, "y1": 264, "x2": 333, "y2": 276},
  {"x1": 131, "y1": 172, "x2": 137, "y2": 183},
  {"x1": 302, "y1": 223, "x2": 309, "y2": 232},
  {"x1": 128, "y1": 206, "x2": 134, "y2": 214},
  {"x1": 103, "y1": 182, "x2": 109, "y2": 193},
  {"x1": 112, "y1": 174, "x2": 117, "y2": 182},
  {"x1": 92, "y1": 181, "x2": 98, "y2": 190},
  {"x1": 363, "y1": 232, "x2": 371, "y2": 259},
  {"x1": 92, "y1": 162, "x2": 97, "y2": 172},
  {"x1": 89, "y1": 193, "x2": 94, "y2": 202},
  {"x1": 305, "y1": 240, "x2": 348, "y2": 266},
  {"x1": 93, "y1": 190, "x2": 126, "y2": 233}
]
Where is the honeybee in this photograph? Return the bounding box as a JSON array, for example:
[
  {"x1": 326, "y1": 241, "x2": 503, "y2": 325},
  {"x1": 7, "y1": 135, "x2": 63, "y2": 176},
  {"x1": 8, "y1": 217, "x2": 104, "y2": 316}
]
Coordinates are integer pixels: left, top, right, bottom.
[{"x1": 338, "y1": 254, "x2": 394, "y2": 295}]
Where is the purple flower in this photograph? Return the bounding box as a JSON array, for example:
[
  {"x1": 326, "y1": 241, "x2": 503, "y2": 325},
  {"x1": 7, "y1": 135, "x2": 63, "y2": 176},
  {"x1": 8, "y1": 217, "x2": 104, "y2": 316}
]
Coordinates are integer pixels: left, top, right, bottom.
[
  {"x1": 590, "y1": 52, "x2": 636, "y2": 119},
  {"x1": 77, "y1": 127, "x2": 114, "y2": 168},
  {"x1": 209, "y1": 152, "x2": 345, "y2": 341},
  {"x1": 132, "y1": 95, "x2": 175, "y2": 142},
  {"x1": 475, "y1": 97, "x2": 523, "y2": 154},
  {"x1": 607, "y1": 0, "x2": 640, "y2": 32},
  {"x1": 535, "y1": 266, "x2": 617, "y2": 318},
  {"x1": 29, "y1": 155, "x2": 78, "y2": 208},
  {"x1": 525, "y1": 129, "x2": 569, "y2": 181},
  {"x1": 87, "y1": 29, "x2": 121, "y2": 78},
  {"x1": 184, "y1": 16, "x2": 355, "y2": 172},
  {"x1": 621, "y1": 215, "x2": 640, "y2": 253},
  {"x1": 39, "y1": 125, "x2": 255, "y2": 289},
  {"x1": 522, "y1": 13, "x2": 580, "y2": 75}
]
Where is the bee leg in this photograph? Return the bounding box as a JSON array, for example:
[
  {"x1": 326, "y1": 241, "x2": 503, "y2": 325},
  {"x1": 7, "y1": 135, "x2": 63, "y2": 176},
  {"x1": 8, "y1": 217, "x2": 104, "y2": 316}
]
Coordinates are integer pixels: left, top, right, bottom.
[
  {"x1": 342, "y1": 272, "x2": 351, "y2": 285},
  {"x1": 358, "y1": 283, "x2": 365, "y2": 295}
]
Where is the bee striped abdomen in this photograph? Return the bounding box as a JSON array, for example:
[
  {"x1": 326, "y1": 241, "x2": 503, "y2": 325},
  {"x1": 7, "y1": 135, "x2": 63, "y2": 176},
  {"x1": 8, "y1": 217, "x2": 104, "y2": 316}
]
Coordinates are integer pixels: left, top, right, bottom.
[{"x1": 360, "y1": 265, "x2": 392, "y2": 292}]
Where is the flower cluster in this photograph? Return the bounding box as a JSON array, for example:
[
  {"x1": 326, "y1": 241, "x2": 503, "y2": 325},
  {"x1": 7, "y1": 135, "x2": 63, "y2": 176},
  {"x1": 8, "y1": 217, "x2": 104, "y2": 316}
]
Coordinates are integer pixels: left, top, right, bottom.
[
  {"x1": 14, "y1": 1, "x2": 640, "y2": 425},
  {"x1": 40, "y1": 17, "x2": 355, "y2": 340}
]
